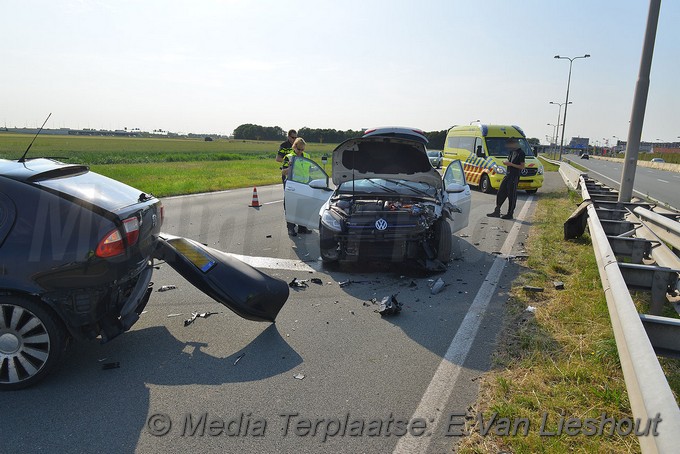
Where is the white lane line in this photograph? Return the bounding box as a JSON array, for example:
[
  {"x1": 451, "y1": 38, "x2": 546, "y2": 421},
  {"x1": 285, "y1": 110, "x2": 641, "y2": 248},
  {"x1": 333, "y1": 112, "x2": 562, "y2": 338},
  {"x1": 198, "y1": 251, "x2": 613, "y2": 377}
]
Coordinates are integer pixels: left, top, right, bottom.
[
  {"x1": 263, "y1": 199, "x2": 283, "y2": 205},
  {"x1": 657, "y1": 179, "x2": 669, "y2": 183},
  {"x1": 393, "y1": 197, "x2": 534, "y2": 454},
  {"x1": 227, "y1": 253, "x2": 321, "y2": 272}
]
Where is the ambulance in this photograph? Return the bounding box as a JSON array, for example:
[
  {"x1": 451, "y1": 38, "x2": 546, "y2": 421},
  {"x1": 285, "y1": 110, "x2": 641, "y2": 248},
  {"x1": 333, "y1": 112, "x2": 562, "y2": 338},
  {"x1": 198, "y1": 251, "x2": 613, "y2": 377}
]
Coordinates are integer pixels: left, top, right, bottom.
[{"x1": 442, "y1": 124, "x2": 543, "y2": 193}]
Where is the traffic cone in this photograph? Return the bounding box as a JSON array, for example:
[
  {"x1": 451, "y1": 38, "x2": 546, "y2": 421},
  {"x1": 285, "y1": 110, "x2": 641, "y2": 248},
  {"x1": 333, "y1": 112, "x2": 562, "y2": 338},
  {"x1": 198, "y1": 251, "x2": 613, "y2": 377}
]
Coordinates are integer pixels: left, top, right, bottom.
[{"x1": 249, "y1": 187, "x2": 261, "y2": 207}]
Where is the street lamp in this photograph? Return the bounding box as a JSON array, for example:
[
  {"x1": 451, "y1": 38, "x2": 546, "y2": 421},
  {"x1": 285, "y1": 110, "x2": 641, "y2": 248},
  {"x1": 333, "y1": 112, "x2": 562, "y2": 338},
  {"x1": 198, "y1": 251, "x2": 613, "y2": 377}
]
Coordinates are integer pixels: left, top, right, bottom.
[
  {"x1": 555, "y1": 54, "x2": 590, "y2": 160},
  {"x1": 547, "y1": 123, "x2": 558, "y2": 145},
  {"x1": 549, "y1": 101, "x2": 571, "y2": 155}
]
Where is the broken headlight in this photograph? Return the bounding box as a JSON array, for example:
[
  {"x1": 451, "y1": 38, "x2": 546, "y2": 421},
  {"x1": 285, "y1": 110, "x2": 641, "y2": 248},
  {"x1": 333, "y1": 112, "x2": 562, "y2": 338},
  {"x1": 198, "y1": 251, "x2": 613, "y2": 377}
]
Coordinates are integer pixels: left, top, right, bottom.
[{"x1": 321, "y1": 209, "x2": 343, "y2": 232}]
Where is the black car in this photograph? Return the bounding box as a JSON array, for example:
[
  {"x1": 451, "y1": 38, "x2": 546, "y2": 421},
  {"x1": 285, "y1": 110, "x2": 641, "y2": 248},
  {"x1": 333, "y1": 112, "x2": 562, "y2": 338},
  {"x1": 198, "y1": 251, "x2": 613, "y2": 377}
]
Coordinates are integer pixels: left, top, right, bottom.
[{"x1": 0, "y1": 158, "x2": 289, "y2": 390}]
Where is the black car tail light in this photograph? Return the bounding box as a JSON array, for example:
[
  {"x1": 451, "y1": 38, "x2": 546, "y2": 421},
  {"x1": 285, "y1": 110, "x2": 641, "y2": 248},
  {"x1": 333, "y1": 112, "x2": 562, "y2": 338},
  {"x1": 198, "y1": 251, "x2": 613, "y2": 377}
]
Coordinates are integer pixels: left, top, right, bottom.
[{"x1": 95, "y1": 217, "x2": 140, "y2": 258}]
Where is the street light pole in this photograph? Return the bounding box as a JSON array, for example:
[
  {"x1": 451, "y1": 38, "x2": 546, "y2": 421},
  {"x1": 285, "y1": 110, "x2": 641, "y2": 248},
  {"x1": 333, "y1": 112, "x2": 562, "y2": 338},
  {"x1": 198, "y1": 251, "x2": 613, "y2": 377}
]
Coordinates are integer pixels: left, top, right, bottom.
[
  {"x1": 555, "y1": 54, "x2": 590, "y2": 160},
  {"x1": 549, "y1": 100, "x2": 571, "y2": 157}
]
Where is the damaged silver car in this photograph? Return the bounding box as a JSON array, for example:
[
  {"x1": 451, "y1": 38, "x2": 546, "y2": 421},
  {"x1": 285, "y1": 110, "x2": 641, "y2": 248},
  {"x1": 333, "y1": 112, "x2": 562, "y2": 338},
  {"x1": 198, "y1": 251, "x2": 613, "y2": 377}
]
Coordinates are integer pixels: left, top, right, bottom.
[{"x1": 283, "y1": 130, "x2": 471, "y2": 264}]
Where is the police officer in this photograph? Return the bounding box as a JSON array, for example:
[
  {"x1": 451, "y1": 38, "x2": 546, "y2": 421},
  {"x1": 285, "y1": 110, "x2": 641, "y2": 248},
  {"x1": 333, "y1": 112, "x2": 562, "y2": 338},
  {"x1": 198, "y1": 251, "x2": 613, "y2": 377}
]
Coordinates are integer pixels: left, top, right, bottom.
[
  {"x1": 282, "y1": 138, "x2": 311, "y2": 236},
  {"x1": 487, "y1": 137, "x2": 525, "y2": 220},
  {"x1": 276, "y1": 129, "x2": 297, "y2": 184}
]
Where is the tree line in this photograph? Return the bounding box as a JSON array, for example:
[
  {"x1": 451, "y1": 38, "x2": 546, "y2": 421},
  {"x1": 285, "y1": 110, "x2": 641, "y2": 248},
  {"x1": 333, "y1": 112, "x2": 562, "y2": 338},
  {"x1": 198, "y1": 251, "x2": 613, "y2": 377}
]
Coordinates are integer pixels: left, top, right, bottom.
[{"x1": 232, "y1": 124, "x2": 537, "y2": 150}]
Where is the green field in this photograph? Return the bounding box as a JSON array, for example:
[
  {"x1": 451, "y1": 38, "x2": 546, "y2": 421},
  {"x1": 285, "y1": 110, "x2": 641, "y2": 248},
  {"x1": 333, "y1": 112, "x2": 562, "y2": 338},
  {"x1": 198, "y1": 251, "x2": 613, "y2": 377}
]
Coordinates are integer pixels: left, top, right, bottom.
[{"x1": 0, "y1": 133, "x2": 336, "y2": 196}]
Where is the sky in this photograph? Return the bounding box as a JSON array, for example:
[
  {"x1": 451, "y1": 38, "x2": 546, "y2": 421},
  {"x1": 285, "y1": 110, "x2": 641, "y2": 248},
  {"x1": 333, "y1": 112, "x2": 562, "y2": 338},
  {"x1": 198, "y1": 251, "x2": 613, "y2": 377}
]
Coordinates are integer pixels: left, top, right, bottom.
[{"x1": 2, "y1": 0, "x2": 679, "y2": 145}]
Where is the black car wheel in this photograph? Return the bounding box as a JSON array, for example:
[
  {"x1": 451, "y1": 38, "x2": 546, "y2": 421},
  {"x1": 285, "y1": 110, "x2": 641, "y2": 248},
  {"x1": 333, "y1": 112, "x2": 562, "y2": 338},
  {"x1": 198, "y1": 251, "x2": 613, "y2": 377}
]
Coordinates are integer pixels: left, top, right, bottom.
[
  {"x1": 0, "y1": 296, "x2": 68, "y2": 390},
  {"x1": 480, "y1": 174, "x2": 493, "y2": 193},
  {"x1": 436, "y1": 220, "x2": 452, "y2": 263}
]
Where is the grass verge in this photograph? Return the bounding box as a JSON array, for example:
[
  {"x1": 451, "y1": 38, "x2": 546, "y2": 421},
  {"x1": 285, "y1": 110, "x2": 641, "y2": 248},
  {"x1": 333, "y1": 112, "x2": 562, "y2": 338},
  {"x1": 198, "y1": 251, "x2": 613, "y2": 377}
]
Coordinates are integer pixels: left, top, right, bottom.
[
  {"x1": 91, "y1": 160, "x2": 285, "y2": 197},
  {"x1": 458, "y1": 188, "x2": 680, "y2": 453}
]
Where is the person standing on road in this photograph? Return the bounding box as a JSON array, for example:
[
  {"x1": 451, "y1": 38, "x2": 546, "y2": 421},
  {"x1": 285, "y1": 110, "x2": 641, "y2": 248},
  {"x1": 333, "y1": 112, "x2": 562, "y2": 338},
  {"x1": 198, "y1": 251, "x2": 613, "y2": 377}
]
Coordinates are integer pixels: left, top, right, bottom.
[
  {"x1": 282, "y1": 138, "x2": 312, "y2": 236},
  {"x1": 276, "y1": 129, "x2": 297, "y2": 184},
  {"x1": 487, "y1": 137, "x2": 525, "y2": 220}
]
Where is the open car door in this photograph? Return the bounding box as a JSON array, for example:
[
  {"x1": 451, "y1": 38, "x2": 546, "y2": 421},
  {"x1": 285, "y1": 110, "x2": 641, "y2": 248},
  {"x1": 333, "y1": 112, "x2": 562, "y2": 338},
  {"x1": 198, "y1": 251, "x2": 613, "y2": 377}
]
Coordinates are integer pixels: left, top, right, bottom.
[
  {"x1": 443, "y1": 160, "x2": 471, "y2": 233},
  {"x1": 153, "y1": 234, "x2": 289, "y2": 322},
  {"x1": 283, "y1": 156, "x2": 334, "y2": 230}
]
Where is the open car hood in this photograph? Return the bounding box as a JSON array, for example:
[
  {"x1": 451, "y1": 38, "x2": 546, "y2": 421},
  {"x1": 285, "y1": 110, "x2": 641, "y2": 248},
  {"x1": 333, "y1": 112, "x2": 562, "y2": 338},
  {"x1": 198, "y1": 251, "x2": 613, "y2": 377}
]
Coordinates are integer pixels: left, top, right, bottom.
[
  {"x1": 154, "y1": 234, "x2": 289, "y2": 322},
  {"x1": 331, "y1": 137, "x2": 442, "y2": 189}
]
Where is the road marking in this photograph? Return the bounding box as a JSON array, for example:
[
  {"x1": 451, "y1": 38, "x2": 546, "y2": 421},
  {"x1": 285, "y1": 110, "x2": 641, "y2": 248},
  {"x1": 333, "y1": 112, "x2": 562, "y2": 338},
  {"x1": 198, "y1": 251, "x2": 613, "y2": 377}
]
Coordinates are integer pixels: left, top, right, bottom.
[
  {"x1": 657, "y1": 179, "x2": 669, "y2": 183},
  {"x1": 227, "y1": 253, "x2": 321, "y2": 272},
  {"x1": 263, "y1": 199, "x2": 283, "y2": 205},
  {"x1": 393, "y1": 197, "x2": 533, "y2": 454}
]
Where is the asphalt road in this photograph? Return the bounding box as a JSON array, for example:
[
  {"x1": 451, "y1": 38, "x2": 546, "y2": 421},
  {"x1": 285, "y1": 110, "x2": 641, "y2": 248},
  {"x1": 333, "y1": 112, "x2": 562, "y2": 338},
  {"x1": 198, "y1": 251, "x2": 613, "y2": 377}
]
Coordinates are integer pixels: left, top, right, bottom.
[
  {"x1": 567, "y1": 155, "x2": 680, "y2": 210},
  {"x1": 1, "y1": 174, "x2": 564, "y2": 454}
]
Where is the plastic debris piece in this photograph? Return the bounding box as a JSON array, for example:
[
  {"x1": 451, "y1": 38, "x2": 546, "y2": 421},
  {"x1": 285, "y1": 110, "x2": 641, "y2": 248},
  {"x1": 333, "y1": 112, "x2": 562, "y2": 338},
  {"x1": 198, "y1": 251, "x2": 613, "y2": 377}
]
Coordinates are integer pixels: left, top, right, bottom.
[
  {"x1": 553, "y1": 281, "x2": 565, "y2": 290},
  {"x1": 102, "y1": 362, "x2": 120, "y2": 370},
  {"x1": 183, "y1": 311, "x2": 218, "y2": 327},
  {"x1": 430, "y1": 278, "x2": 445, "y2": 295},
  {"x1": 157, "y1": 285, "x2": 177, "y2": 292},
  {"x1": 294, "y1": 373, "x2": 305, "y2": 380},
  {"x1": 266, "y1": 234, "x2": 272, "y2": 238},
  {"x1": 167, "y1": 313, "x2": 183, "y2": 317},
  {"x1": 311, "y1": 278, "x2": 323, "y2": 285},
  {"x1": 233, "y1": 353, "x2": 246, "y2": 366},
  {"x1": 338, "y1": 279, "x2": 369, "y2": 287},
  {"x1": 523, "y1": 286, "x2": 544, "y2": 292},
  {"x1": 289, "y1": 278, "x2": 309, "y2": 289},
  {"x1": 376, "y1": 295, "x2": 402, "y2": 316},
  {"x1": 526, "y1": 306, "x2": 537, "y2": 313}
]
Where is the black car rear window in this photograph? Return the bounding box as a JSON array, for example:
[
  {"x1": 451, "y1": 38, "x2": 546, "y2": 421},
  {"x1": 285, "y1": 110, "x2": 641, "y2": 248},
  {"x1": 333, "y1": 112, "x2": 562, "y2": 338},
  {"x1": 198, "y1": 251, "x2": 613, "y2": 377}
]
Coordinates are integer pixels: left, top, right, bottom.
[{"x1": 36, "y1": 171, "x2": 145, "y2": 212}]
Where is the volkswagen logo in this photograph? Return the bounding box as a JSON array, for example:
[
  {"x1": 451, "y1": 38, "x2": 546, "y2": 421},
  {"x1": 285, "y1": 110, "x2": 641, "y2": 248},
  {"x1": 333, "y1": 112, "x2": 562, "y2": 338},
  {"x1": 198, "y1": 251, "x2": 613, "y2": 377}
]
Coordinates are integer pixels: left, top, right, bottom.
[
  {"x1": 375, "y1": 218, "x2": 388, "y2": 231},
  {"x1": 520, "y1": 168, "x2": 529, "y2": 176}
]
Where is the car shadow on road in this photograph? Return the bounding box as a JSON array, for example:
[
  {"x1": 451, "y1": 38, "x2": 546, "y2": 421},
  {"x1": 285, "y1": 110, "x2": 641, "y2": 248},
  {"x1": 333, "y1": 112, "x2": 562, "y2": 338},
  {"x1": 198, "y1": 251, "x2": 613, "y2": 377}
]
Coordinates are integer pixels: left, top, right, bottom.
[{"x1": 0, "y1": 323, "x2": 301, "y2": 454}]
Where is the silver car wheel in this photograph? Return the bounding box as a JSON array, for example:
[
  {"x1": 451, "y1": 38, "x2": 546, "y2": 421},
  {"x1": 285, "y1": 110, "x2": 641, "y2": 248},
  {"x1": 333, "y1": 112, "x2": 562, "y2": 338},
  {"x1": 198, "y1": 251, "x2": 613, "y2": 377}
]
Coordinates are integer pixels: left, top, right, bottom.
[{"x1": 0, "y1": 304, "x2": 51, "y2": 386}]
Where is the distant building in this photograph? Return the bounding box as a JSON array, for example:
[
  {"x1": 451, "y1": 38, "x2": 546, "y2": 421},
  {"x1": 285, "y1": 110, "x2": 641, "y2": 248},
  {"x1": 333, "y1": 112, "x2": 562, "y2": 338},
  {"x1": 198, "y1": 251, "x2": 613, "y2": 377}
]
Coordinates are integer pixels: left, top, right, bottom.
[{"x1": 568, "y1": 137, "x2": 589, "y2": 150}]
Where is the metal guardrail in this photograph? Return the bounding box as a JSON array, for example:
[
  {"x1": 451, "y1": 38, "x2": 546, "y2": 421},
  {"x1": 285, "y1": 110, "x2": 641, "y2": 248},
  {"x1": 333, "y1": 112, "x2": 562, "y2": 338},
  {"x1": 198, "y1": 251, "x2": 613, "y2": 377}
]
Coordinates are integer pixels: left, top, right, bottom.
[{"x1": 563, "y1": 168, "x2": 680, "y2": 453}]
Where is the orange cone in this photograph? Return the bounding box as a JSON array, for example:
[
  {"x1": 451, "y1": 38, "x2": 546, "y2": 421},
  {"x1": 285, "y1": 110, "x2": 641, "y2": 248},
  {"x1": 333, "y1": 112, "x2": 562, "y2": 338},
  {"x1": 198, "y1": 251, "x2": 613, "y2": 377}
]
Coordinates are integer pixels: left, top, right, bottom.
[{"x1": 249, "y1": 187, "x2": 261, "y2": 207}]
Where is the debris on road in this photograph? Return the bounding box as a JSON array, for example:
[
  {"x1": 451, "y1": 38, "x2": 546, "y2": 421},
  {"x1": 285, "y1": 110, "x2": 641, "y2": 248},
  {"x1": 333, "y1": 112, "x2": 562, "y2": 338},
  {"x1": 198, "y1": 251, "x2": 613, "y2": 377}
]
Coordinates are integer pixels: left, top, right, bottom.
[
  {"x1": 522, "y1": 286, "x2": 544, "y2": 293},
  {"x1": 184, "y1": 311, "x2": 219, "y2": 327},
  {"x1": 157, "y1": 285, "x2": 177, "y2": 292},
  {"x1": 294, "y1": 373, "x2": 305, "y2": 380},
  {"x1": 376, "y1": 295, "x2": 402, "y2": 316},
  {"x1": 338, "y1": 279, "x2": 369, "y2": 287},
  {"x1": 289, "y1": 278, "x2": 309, "y2": 289},
  {"x1": 526, "y1": 306, "x2": 537, "y2": 313},
  {"x1": 430, "y1": 278, "x2": 445, "y2": 295},
  {"x1": 167, "y1": 313, "x2": 183, "y2": 317},
  {"x1": 102, "y1": 362, "x2": 120, "y2": 370},
  {"x1": 553, "y1": 281, "x2": 565, "y2": 290},
  {"x1": 311, "y1": 278, "x2": 323, "y2": 285},
  {"x1": 233, "y1": 353, "x2": 246, "y2": 366},
  {"x1": 422, "y1": 259, "x2": 447, "y2": 272}
]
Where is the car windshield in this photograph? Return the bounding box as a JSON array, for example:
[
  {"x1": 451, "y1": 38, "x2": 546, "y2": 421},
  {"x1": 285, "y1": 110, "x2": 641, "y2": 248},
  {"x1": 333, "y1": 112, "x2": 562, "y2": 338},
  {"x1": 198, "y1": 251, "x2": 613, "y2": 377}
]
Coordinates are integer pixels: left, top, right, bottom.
[
  {"x1": 485, "y1": 138, "x2": 535, "y2": 157},
  {"x1": 337, "y1": 178, "x2": 436, "y2": 197}
]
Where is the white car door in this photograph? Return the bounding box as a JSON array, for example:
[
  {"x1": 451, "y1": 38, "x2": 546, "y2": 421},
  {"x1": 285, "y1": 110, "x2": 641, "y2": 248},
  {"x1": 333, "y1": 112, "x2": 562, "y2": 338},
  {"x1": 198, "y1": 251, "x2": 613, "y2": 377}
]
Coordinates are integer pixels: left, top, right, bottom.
[
  {"x1": 283, "y1": 156, "x2": 333, "y2": 230},
  {"x1": 442, "y1": 160, "x2": 471, "y2": 233}
]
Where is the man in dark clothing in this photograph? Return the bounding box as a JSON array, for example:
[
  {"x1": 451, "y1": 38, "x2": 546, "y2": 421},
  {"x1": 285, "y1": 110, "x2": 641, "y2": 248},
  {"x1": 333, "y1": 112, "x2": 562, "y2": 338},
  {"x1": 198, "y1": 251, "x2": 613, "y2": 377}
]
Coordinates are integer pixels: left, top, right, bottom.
[
  {"x1": 276, "y1": 129, "x2": 297, "y2": 184},
  {"x1": 487, "y1": 138, "x2": 525, "y2": 220}
]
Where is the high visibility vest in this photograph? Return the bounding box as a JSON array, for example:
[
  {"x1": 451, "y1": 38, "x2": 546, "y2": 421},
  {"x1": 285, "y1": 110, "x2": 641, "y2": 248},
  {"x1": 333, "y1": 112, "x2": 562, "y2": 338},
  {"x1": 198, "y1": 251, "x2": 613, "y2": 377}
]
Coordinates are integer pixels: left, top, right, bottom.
[{"x1": 284, "y1": 151, "x2": 311, "y2": 182}]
